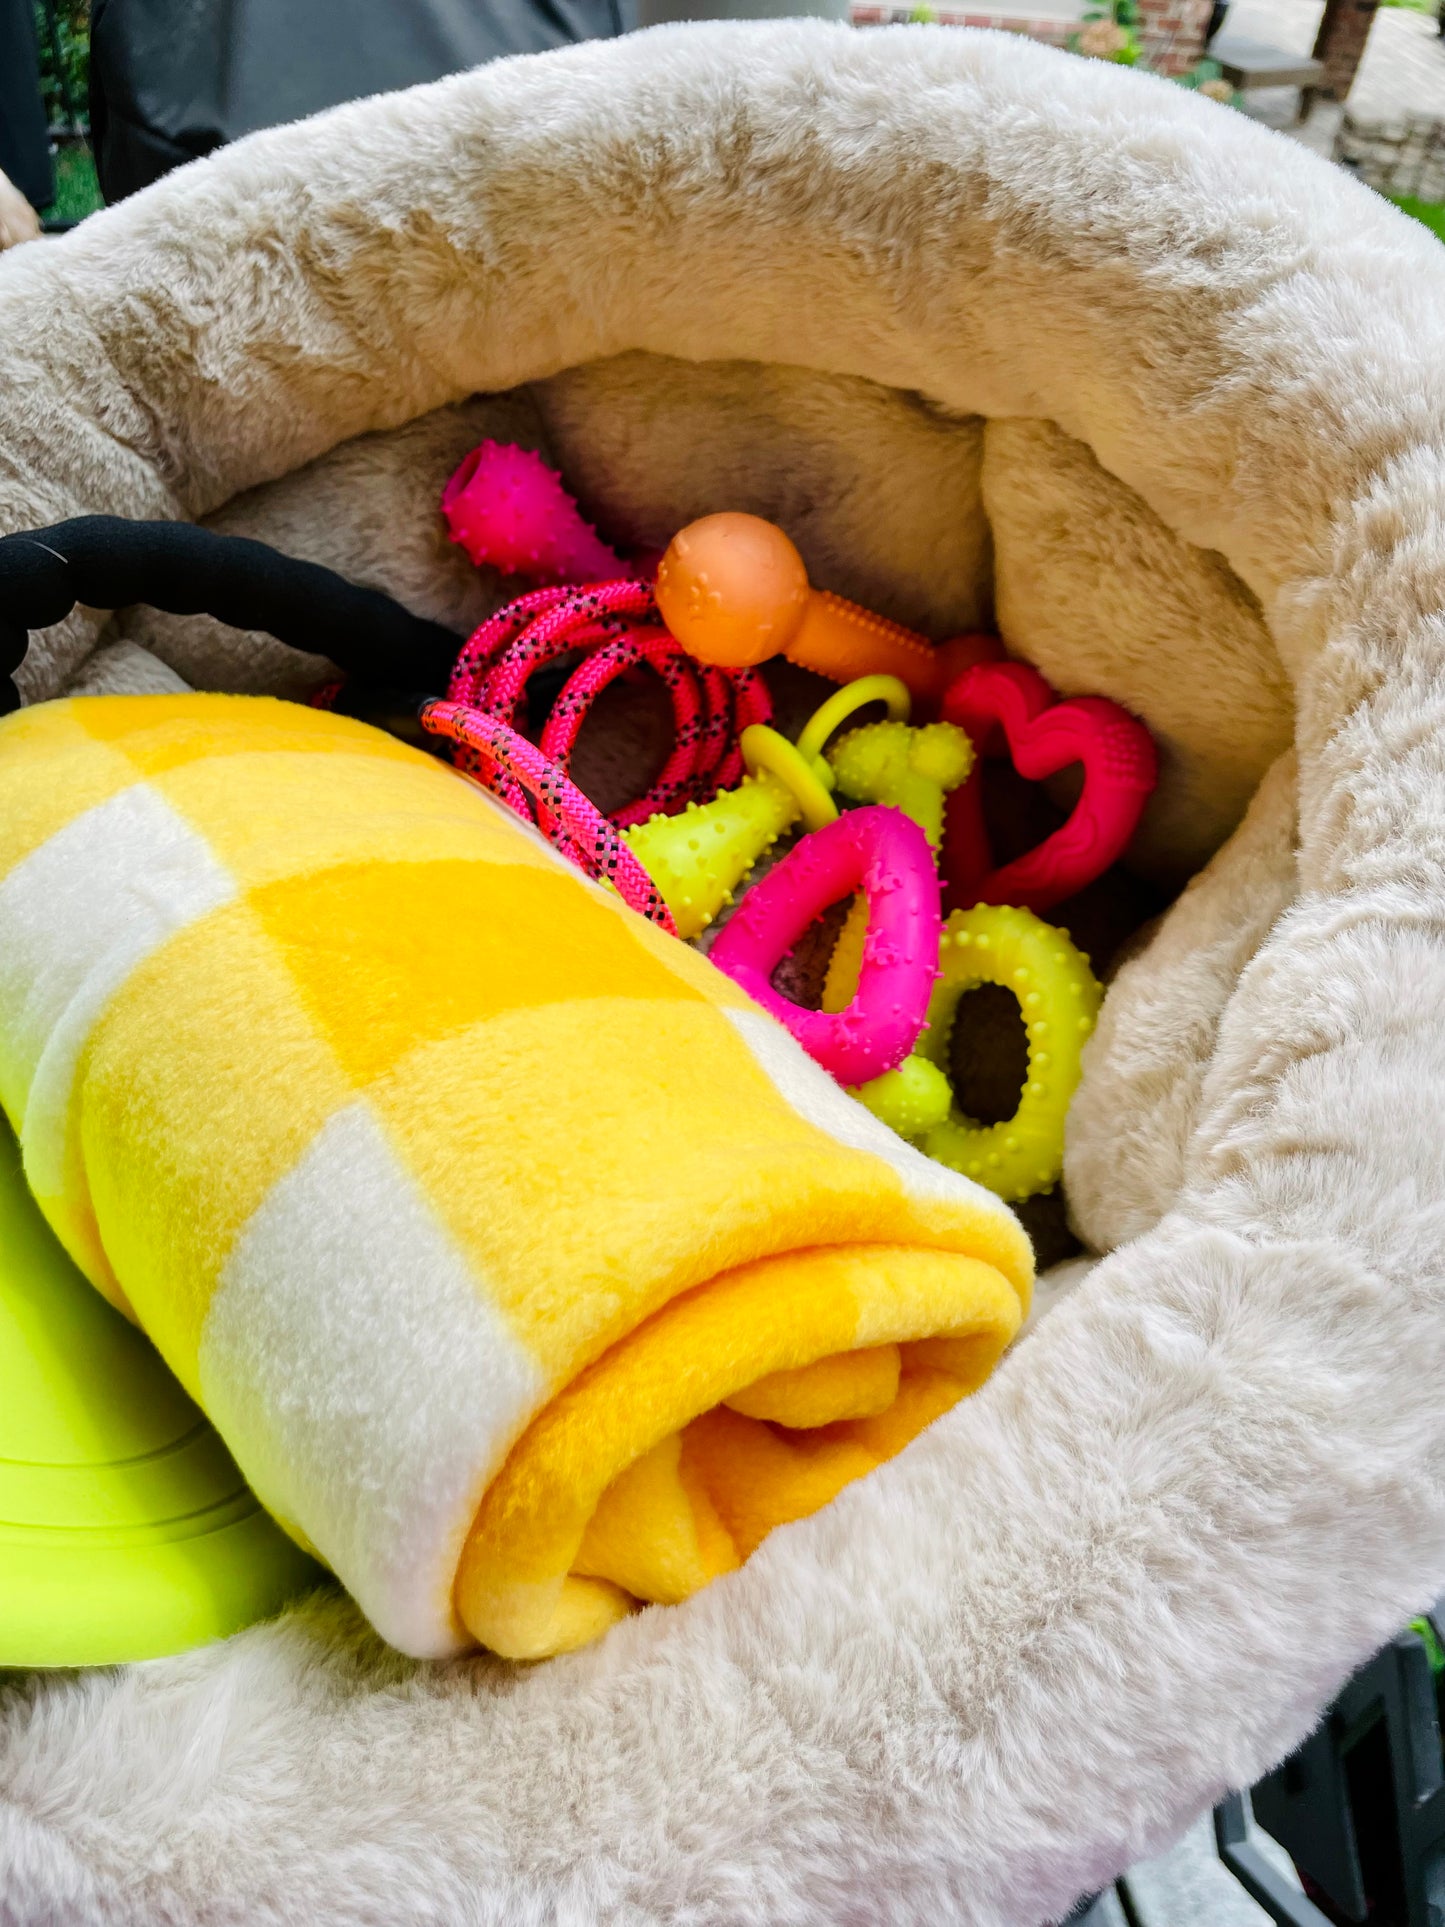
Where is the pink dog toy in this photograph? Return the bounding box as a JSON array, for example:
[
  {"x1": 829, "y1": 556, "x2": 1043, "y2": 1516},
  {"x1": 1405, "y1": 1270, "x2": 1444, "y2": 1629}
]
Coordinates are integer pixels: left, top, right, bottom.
[
  {"x1": 442, "y1": 441, "x2": 644, "y2": 586},
  {"x1": 419, "y1": 700, "x2": 676, "y2": 931},
  {"x1": 709, "y1": 805, "x2": 942, "y2": 1086},
  {"x1": 444, "y1": 579, "x2": 771, "y2": 827},
  {"x1": 419, "y1": 579, "x2": 772, "y2": 928},
  {"x1": 941, "y1": 661, "x2": 1157, "y2": 913}
]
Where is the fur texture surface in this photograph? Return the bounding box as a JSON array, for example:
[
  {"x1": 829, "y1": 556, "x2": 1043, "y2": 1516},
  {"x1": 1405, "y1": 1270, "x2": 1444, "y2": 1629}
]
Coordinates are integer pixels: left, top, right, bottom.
[
  {"x1": 114, "y1": 396, "x2": 543, "y2": 695},
  {"x1": 1065, "y1": 752, "x2": 1300, "y2": 1251},
  {"x1": 5, "y1": 20, "x2": 1445, "y2": 1925},
  {"x1": 534, "y1": 353, "x2": 994, "y2": 635},
  {"x1": 110, "y1": 353, "x2": 997, "y2": 692},
  {"x1": 982, "y1": 416, "x2": 1294, "y2": 883}
]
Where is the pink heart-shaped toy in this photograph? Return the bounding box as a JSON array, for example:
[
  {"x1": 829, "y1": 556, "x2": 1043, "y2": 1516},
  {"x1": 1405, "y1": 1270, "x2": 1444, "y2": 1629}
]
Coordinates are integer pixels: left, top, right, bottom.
[{"x1": 941, "y1": 662, "x2": 1157, "y2": 914}]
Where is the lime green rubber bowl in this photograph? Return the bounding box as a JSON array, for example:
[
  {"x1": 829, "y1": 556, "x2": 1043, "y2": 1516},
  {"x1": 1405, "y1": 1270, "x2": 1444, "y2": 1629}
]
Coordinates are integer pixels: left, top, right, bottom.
[{"x1": 0, "y1": 1121, "x2": 325, "y2": 1667}]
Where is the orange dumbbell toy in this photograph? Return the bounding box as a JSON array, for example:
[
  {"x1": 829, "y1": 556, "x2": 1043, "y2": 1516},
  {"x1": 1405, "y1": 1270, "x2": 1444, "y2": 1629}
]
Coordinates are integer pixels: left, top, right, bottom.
[{"x1": 654, "y1": 512, "x2": 998, "y2": 707}]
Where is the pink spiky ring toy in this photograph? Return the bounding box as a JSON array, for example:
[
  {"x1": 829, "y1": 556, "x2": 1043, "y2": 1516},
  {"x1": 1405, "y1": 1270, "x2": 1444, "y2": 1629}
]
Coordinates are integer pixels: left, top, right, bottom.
[{"x1": 708, "y1": 804, "x2": 942, "y2": 1087}]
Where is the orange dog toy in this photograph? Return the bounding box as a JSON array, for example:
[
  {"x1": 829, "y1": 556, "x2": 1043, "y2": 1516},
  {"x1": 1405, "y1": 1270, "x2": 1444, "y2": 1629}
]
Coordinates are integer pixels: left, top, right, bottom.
[{"x1": 655, "y1": 512, "x2": 996, "y2": 706}]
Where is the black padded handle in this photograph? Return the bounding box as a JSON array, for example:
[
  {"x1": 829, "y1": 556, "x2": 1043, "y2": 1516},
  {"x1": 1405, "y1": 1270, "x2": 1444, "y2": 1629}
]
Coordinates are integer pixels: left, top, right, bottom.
[{"x1": 0, "y1": 516, "x2": 463, "y2": 715}]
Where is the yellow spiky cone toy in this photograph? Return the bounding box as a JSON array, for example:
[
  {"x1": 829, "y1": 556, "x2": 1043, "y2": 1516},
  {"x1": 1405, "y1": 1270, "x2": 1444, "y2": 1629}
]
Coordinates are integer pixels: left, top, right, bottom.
[
  {"x1": 625, "y1": 677, "x2": 927, "y2": 940},
  {"x1": 820, "y1": 712, "x2": 975, "y2": 1014},
  {"x1": 624, "y1": 747, "x2": 824, "y2": 936}
]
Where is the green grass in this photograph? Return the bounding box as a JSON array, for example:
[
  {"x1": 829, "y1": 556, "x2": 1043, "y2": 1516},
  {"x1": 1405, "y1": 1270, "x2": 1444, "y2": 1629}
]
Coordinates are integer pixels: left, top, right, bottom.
[
  {"x1": 35, "y1": 0, "x2": 97, "y2": 226},
  {"x1": 46, "y1": 145, "x2": 102, "y2": 226},
  {"x1": 1410, "y1": 1616, "x2": 1445, "y2": 1675},
  {"x1": 34, "y1": 1, "x2": 90, "y2": 128},
  {"x1": 1379, "y1": 0, "x2": 1437, "y2": 11},
  {"x1": 1391, "y1": 192, "x2": 1445, "y2": 239}
]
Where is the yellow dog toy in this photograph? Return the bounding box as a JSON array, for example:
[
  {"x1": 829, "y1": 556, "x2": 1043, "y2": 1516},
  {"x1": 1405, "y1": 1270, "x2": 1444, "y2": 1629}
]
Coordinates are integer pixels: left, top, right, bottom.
[
  {"x1": 907, "y1": 904, "x2": 1101, "y2": 1202},
  {"x1": 814, "y1": 705, "x2": 1102, "y2": 1205}
]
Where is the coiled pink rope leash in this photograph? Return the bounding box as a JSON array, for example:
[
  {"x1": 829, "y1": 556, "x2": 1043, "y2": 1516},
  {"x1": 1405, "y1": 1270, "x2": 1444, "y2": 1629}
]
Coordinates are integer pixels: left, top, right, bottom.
[
  {"x1": 420, "y1": 698, "x2": 677, "y2": 930},
  {"x1": 417, "y1": 580, "x2": 771, "y2": 930}
]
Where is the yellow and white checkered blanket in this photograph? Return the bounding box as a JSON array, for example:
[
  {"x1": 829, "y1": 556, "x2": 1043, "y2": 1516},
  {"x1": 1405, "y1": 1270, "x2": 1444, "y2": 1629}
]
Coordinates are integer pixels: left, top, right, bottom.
[{"x1": 0, "y1": 695, "x2": 1031, "y2": 1659}]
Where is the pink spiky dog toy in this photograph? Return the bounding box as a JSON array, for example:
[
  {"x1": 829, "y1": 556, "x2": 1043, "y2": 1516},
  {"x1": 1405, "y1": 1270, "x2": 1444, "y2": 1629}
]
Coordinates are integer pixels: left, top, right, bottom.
[
  {"x1": 709, "y1": 805, "x2": 942, "y2": 1087},
  {"x1": 442, "y1": 441, "x2": 644, "y2": 585}
]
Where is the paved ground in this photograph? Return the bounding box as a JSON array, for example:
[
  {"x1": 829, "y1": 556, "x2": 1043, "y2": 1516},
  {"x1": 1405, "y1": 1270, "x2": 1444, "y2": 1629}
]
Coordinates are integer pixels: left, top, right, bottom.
[
  {"x1": 1223, "y1": 0, "x2": 1445, "y2": 148},
  {"x1": 986, "y1": 0, "x2": 1445, "y2": 152},
  {"x1": 1074, "y1": 1809, "x2": 1307, "y2": 1926}
]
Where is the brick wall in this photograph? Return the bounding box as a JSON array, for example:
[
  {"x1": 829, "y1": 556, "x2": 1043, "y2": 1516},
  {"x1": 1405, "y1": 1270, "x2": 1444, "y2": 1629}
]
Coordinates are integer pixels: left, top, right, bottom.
[
  {"x1": 1134, "y1": 0, "x2": 1212, "y2": 74},
  {"x1": 1337, "y1": 110, "x2": 1445, "y2": 197},
  {"x1": 849, "y1": 0, "x2": 1211, "y2": 72},
  {"x1": 1313, "y1": 0, "x2": 1380, "y2": 101},
  {"x1": 849, "y1": 7, "x2": 1071, "y2": 38}
]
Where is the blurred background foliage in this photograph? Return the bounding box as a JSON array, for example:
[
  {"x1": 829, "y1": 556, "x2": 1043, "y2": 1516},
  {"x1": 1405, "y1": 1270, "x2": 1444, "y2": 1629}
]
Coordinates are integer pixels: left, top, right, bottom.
[{"x1": 33, "y1": 0, "x2": 100, "y2": 222}]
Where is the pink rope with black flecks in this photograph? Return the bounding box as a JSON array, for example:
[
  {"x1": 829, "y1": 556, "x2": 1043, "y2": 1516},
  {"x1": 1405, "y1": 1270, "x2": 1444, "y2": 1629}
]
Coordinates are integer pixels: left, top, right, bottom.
[
  {"x1": 421, "y1": 698, "x2": 676, "y2": 928},
  {"x1": 418, "y1": 579, "x2": 770, "y2": 929}
]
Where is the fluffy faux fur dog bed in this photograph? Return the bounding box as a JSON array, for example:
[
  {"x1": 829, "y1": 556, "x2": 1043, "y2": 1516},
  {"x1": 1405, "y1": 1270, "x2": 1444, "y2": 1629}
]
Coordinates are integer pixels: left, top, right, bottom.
[{"x1": 5, "y1": 19, "x2": 1445, "y2": 1924}]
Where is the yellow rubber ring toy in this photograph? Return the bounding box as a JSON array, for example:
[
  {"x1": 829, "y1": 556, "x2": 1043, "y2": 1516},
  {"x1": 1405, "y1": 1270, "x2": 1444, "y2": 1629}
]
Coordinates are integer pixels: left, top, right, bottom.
[
  {"x1": 793, "y1": 674, "x2": 912, "y2": 765},
  {"x1": 739, "y1": 723, "x2": 838, "y2": 832},
  {"x1": 913, "y1": 903, "x2": 1102, "y2": 1203}
]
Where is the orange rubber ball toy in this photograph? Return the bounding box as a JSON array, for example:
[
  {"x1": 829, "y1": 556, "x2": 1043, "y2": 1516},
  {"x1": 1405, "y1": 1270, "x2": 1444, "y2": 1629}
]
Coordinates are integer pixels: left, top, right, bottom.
[{"x1": 654, "y1": 512, "x2": 997, "y2": 705}]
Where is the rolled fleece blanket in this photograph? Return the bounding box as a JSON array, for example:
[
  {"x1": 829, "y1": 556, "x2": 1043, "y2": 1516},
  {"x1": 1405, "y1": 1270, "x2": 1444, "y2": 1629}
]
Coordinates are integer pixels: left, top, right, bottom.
[{"x1": 0, "y1": 695, "x2": 1032, "y2": 1659}]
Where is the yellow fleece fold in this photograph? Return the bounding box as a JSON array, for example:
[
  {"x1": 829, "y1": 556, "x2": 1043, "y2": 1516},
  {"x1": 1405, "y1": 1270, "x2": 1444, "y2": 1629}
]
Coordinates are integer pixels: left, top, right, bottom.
[{"x1": 0, "y1": 697, "x2": 1032, "y2": 1659}]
